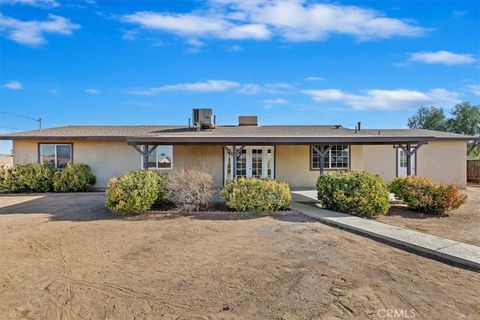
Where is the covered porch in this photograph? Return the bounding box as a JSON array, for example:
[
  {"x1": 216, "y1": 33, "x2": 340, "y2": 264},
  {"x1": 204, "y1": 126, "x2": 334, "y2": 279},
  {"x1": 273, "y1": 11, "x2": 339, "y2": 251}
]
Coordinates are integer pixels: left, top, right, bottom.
[{"x1": 126, "y1": 135, "x2": 430, "y2": 188}]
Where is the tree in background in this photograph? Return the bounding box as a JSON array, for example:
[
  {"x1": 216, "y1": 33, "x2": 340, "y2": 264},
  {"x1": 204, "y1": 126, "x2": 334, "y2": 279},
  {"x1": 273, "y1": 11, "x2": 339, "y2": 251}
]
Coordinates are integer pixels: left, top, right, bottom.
[
  {"x1": 408, "y1": 106, "x2": 446, "y2": 131},
  {"x1": 408, "y1": 102, "x2": 480, "y2": 158}
]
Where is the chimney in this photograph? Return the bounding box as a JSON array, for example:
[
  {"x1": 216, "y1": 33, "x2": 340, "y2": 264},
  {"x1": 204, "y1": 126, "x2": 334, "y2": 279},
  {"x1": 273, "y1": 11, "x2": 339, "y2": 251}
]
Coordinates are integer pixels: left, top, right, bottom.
[
  {"x1": 239, "y1": 116, "x2": 258, "y2": 126},
  {"x1": 357, "y1": 121, "x2": 361, "y2": 131}
]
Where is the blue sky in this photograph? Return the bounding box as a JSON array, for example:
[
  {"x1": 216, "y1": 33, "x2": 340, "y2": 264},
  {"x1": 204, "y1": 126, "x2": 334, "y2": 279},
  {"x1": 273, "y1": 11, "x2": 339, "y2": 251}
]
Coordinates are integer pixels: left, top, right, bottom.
[{"x1": 0, "y1": 0, "x2": 479, "y2": 154}]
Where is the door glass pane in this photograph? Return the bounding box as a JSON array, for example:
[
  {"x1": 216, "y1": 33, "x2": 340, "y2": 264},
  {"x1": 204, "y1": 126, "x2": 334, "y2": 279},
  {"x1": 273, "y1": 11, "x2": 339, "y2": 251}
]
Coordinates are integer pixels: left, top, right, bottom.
[
  {"x1": 40, "y1": 144, "x2": 56, "y2": 168},
  {"x1": 156, "y1": 146, "x2": 173, "y2": 169},
  {"x1": 56, "y1": 145, "x2": 71, "y2": 169},
  {"x1": 252, "y1": 149, "x2": 263, "y2": 178},
  {"x1": 399, "y1": 150, "x2": 407, "y2": 168},
  {"x1": 236, "y1": 149, "x2": 247, "y2": 177}
]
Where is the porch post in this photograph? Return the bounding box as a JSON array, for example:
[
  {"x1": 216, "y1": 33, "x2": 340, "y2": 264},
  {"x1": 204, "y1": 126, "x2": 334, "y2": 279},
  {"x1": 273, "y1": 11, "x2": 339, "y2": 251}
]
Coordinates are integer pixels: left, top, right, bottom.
[
  {"x1": 232, "y1": 146, "x2": 237, "y2": 179},
  {"x1": 398, "y1": 143, "x2": 425, "y2": 176},
  {"x1": 406, "y1": 144, "x2": 412, "y2": 176},
  {"x1": 130, "y1": 144, "x2": 158, "y2": 169},
  {"x1": 312, "y1": 145, "x2": 332, "y2": 174}
]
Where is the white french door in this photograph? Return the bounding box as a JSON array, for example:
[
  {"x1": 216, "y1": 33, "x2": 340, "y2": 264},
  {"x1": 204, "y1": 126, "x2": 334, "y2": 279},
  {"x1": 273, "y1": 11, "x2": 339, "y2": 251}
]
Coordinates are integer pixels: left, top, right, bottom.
[{"x1": 224, "y1": 146, "x2": 274, "y2": 182}]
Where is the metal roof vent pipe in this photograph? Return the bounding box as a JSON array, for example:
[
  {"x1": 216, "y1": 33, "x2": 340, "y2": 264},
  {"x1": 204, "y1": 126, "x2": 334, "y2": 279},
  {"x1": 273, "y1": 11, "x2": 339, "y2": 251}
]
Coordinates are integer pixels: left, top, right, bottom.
[{"x1": 357, "y1": 121, "x2": 361, "y2": 131}]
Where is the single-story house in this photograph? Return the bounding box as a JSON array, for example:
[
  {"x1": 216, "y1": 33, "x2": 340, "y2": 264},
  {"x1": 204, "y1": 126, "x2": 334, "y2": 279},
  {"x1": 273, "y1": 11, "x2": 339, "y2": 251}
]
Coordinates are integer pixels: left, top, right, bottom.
[{"x1": 1, "y1": 111, "x2": 477, "y2": 189}]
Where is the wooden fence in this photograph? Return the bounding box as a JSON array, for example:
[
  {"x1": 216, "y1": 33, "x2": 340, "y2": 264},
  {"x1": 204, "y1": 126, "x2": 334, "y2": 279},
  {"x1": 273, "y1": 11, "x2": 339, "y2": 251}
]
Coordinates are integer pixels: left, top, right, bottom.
[{"x1": 467, "y1": 160, "x2": 480, "y2": 183}]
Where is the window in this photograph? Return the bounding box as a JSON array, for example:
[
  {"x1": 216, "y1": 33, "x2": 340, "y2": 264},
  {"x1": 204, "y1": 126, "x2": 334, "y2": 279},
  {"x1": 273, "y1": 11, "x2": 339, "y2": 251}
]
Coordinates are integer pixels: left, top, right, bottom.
[
  {"x1": 39, "y1": 144, "x2": 72, "y2": 169},
  {"x1": 311, "y1": 145, "x2": 349, "y2": 170},
  {"x1": 145, "y1": 145, "x2": 173, "y2": 169},
  {"x1": 399, "y1": 149, "x2": 407, "y2": 168}
]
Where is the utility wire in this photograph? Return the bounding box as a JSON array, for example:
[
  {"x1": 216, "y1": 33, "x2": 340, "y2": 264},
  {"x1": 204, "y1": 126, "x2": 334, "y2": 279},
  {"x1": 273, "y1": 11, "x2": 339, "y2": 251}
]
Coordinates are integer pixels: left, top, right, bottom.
[{"x1": 0, "y1": 110, "x2": 42, "y2": 129}]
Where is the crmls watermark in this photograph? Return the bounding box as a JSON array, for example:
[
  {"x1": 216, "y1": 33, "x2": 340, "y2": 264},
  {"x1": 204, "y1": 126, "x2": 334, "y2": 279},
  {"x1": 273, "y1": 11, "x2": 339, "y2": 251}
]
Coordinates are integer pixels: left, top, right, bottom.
[{"x1": 377, "y1": 308, "x2": 416, "y2": 318}]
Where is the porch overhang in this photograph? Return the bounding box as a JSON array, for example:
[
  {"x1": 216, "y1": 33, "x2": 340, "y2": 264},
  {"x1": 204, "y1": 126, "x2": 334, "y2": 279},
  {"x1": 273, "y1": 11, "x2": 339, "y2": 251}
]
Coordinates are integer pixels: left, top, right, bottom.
[{"x1": 126, "y1": 136, "x2": 433, "y2": 145}]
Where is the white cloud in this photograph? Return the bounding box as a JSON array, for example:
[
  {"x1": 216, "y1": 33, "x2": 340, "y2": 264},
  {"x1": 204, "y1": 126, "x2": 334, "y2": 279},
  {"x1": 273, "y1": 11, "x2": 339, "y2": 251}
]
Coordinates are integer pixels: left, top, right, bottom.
[
  {"x1": 121, "y1": 11, "x2": 271, "y2": 40},
  {"x1": 0, "y1": 0, "x2": 59, "y2": 7},
  {"x1": 1, "y1": 80, "x2": 23, "y2": 90},
  {"x1": 85, "y1": 88, "x2": 101, "y2": 94},
  {"x1": 0, "y1": 13, "x2": 80, "y2": 46},
  {"x1": 126, "y1": 80, "x2": 241, "y2": 95},
  {"x1": 227, "y1": 44, "x2": 244, "y2": 51},
  {"x1": 302, "y1": 88, "x2": 461, "y2": 110},
  {"x1": 468, "y1": 84, "x2": 480, "y2": 97},
  {"x1": 126, "y1": 80, "x2": 294, "y2": 95},
  {"x1": 122, "y1": 30, "x2": 137, "y2": 41},
  {"x1": 305, "y1": 76, "x2": 324, "y2": 81},
  {"x1": 121, "y1": 0, "x2": 425, "y2": 43},
  {"x1": 263, "y1": 97, "x2": 288, "y2": 108},
  {"x1": 410, "y1": 51, "x2": 476, "y2": 66}
]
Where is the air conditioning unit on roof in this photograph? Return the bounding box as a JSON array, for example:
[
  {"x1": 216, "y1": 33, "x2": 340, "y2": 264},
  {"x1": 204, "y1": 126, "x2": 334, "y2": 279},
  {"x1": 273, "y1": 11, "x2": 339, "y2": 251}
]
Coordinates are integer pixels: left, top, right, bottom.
[{"x1": 192, "y1": 108, "x2": 214, "y2": 130}]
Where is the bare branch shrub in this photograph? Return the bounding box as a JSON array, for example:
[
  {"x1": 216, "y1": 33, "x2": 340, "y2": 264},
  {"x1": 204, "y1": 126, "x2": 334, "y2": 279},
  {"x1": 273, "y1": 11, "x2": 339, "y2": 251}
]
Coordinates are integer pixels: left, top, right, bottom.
[{"x1": 167, "y1": 169, "x2": 214, "y2": 212}]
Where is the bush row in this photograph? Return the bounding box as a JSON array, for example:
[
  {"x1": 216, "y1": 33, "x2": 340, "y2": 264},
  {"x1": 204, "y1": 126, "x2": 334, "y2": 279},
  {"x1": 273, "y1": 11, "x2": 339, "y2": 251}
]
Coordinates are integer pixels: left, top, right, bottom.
[
  {"x1": 388, "y1": 176, "x2": 467, "y2": 215},
  {"x1": 105, "y1": 170, "x2": 292, "y2": 215},
  {"x1": 0, "y1": 163, "x2": 96, "y2": 193}
]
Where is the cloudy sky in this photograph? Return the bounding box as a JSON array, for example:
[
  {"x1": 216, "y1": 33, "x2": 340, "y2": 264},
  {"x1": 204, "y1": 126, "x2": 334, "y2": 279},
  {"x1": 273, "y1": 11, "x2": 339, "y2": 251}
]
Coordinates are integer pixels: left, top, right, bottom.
[{"x1": 0, "y1": 0, "x2": 479, "y2": 153}]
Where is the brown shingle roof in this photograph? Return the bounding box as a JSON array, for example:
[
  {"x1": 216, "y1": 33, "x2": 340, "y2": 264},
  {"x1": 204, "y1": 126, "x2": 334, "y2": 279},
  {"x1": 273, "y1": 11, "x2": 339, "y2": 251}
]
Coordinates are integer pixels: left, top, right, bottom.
[{"x1": 0, "y1": 125, "x2": 477, "y2": 144}]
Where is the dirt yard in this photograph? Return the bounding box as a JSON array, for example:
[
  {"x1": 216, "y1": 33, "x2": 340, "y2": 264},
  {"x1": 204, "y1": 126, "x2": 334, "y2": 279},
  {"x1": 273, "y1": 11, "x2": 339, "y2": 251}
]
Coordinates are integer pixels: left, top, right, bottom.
[
  {"x1": 375, "y1": 186, "x2": 480, "y2": 247},
  {"x1": 0, "y1": 194, "x2": 479, "y2": 320}
]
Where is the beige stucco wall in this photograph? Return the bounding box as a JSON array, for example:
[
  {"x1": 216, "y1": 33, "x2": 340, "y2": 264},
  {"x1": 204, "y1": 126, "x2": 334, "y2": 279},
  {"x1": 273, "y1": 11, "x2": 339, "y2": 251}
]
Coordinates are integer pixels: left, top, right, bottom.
[
  {"x1": 12, "y1": 140, "x2": 467, "y2": 190},
  {"x1": 13, "y1": 140, "x2": 224, "y2": 188},
  {"x1": 416, "y1": 141, "x2": 467, "y2": 187}
]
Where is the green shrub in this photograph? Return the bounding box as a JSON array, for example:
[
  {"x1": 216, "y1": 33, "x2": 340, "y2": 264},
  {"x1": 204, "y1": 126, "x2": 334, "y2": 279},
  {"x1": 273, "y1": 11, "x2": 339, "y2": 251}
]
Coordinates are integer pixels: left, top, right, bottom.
[
  {"x1": 389, "y1": 176, "x2": 467, "y2": 215},
  {"x1": 316, "y1": 171, "x2": 390, "y2": 216},
  {"x1": 167, "y1": 169, "x2": 214, "y2": 211},
  {"x1": 0, "y1": 164, "x2": 54, "y2": 192},
  {"x1": 105, "y1": 170, "x2": 169, "y2": 215},
  {"x1": 221, "y1": 178, "x2": 291, "y2": 215},
  {"x1": 52, "y1": 163, "x2": 96, "y2": 192}
]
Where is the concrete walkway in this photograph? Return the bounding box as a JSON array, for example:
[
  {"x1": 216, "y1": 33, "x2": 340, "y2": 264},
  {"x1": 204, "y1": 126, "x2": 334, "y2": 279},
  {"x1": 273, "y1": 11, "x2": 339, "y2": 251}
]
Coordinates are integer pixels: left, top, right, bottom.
[{"x1": 291, "y1": 191, "x2": 480, "y2": 270}]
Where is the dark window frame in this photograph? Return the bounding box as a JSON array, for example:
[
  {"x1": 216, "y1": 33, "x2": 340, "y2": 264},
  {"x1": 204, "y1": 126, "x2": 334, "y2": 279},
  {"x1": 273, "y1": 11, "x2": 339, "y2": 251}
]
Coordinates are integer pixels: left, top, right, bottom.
[
  {"x1": 37, "y1": 142, "x2": 74, "y2": 169},
  {"x1": 310, "y1": 144, "x2": 350, "y2": 171}
]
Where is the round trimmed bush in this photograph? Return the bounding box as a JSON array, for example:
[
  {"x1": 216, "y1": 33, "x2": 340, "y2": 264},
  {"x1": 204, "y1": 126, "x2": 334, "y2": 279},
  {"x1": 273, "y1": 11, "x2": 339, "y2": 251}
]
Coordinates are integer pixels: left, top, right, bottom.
[
  {"x1": 105, "y1": 170, "x2": 168, "y2": 215},
  {"x1": 221, "y1": 178, "x2": 291, "y2": 215},
  {"x1": 389, "y1": 176, "x2": 467, "y2": 215},
  {"x1": 53, "y1": 163, "x2": 96, "y2": 192},
  {"x1": 317, "y1": 171, "x2": 390, "y2": 216}
]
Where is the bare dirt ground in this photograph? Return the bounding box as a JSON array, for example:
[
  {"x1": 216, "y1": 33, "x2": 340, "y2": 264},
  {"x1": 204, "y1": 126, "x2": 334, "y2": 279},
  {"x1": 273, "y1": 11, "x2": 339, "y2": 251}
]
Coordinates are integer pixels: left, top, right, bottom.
[
  {"x1": 375, "y1": 186, "x2": 480, "y2": 247},
  {"x1": 0, "y1": 193, "x2": 479, "y2": 320}
]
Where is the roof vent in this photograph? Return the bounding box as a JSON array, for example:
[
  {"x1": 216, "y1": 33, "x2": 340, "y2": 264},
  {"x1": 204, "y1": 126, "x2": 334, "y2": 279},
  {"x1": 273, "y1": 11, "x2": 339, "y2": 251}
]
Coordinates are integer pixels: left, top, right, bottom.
[
  {"x1": 239, "y1": 116, "x2": 258, "y2": 126},
  {"x1": 334, "y1": 124, "x2": 342, "y2": 129},
  {"x1": 192, "y1": 108, "x2": 214, "y2": 130}
]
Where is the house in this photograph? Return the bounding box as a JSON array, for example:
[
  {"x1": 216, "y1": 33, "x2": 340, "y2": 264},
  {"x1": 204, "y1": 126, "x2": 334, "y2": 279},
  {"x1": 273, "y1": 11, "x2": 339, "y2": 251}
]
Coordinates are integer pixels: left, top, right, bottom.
[{"x1": 1, "y1": 109, "x2": 477, "y2": 189}]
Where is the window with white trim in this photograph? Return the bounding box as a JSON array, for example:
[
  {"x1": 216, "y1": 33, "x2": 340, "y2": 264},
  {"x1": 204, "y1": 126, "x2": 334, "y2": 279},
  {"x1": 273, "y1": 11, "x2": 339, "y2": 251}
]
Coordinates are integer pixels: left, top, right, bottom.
[
  {"x1": 311, "y1": 145, "x2": 349, "y2": 170},
  {"x1": 39, "y1": 143, "x2": 72, "y2": 169},
  {"x1": 145, "y1": 145, "x2": 173, "y2": 169}
]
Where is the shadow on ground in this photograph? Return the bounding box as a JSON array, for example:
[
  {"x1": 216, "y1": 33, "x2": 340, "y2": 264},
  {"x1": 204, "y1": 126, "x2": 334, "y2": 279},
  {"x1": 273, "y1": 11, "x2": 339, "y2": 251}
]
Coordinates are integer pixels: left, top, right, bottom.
[
  {"x1": 0, "y1": 193, "x2": 114, "y2": 222},
  {"x1": 384, "y1": 206, "x2": 448, "y2": 220}
]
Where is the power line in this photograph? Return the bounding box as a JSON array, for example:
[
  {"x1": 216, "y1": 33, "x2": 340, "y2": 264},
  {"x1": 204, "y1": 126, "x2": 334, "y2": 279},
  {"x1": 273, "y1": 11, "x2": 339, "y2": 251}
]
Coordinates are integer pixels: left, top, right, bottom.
[{"x1": 0, "y1": 110, "x2": 42, "y2": 129}]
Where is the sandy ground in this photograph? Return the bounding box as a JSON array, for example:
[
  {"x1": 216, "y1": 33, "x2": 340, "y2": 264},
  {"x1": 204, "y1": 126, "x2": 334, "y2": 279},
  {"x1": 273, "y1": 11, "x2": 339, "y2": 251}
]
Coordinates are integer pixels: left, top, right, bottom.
[
  {"x1": 0, "y1": 193, "x2": 479, "y2": 320},
  {"x1": 375, "y1": 186, "x2": 480, "y2": 247}
]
